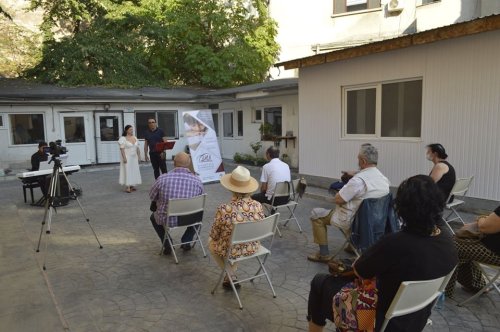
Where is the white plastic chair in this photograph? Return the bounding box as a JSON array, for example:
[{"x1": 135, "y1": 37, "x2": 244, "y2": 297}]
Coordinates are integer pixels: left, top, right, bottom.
[
  {"x1": 159, "y1": 194, "x2": 207, "y2": 264},
  {"x1": 442, "y1": 176, "x2": 474, "y2": 234},
  {"x1": 459, "y1": 263, "x2": 500, "y2": 306},
  {"x1": 263, "y1": 180, "x2": 303, "y2": 237},
  {"x1": 379, "y1": 275, "x2": 446, "y2": 332},
  {"x1": 211, "y1": 213, "x2": 279, "y2": 310}
]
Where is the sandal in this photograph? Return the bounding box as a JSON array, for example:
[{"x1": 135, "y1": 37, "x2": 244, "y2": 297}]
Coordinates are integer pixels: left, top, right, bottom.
[
  {"x1": 222, "y1": 276, "x2": 241, "y2": 290},
  {"x1": 125, "y1": 188, "x2": 132, "y2": 193},
  {"x1": 307, "y1": 252, "x2": 332, "y2": 263},
  {"x1": 131, "y1": 187, "x2": 137, "y2": 191}
]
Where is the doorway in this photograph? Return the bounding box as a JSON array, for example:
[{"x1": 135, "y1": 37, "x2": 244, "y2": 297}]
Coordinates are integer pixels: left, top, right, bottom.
[
  {"x1": 95, "y1": 112, "x2": 123, "y2": 163},
  {"x1": 59, "y1": 113, "x2": 93, "y2": 165}
]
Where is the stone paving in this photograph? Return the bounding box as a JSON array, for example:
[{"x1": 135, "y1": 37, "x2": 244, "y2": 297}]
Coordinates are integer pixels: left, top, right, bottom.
[{"x1": 0, "y1": 162, "x2": 498, "y2": 332}]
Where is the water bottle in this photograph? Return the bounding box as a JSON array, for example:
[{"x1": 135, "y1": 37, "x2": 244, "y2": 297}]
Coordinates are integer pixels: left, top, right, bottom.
[{"x1": 435, "y1": 293, "x2": 445, "y2": 310}]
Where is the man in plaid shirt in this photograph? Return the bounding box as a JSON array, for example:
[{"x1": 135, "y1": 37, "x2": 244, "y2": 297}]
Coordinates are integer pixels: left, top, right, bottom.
[{"x1": 149, "y1": 152, "x2": 204, "y2": 254}]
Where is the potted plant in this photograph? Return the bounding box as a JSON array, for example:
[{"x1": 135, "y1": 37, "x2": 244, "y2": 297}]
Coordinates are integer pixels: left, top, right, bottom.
[
  {"x1": 259, "y1": 123, "x2": 274, "y2": 141},
  {"x1": 250, "y1": 141, "x2": 262, "y2": 162}
]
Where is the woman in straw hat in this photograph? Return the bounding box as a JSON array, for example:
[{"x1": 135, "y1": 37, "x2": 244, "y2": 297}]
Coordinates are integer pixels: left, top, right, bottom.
[{"x1": 209, "y1": 166, "x2": 265, "y2": 289}]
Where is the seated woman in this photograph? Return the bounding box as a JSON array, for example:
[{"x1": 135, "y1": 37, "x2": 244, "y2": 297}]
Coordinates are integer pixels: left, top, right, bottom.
[
  {"x1": 426, "y1": 143, "x2": 456, "y2": 201},
  {"x1": 208, "y1": 166, "x2": 265, "y2": 289},
  {"x1": 445, "y1": 206, "x2": 500, "y2": 297},
  {"x1": 307, "y1": 175, "x2": 458, "y2": 332}
]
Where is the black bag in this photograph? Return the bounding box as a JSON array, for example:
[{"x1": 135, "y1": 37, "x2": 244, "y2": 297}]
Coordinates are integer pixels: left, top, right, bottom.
[{"x1": 150, "y1": 201, "x2": 157, "y2": 212}]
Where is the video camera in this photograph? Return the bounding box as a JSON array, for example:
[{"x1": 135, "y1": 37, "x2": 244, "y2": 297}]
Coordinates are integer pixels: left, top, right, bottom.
[{"x1": 43, "y1": 140, "x2": 68, "y2": 157}]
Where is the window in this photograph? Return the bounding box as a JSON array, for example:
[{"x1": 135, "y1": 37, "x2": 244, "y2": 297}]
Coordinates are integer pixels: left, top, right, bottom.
[
  {"x1": 253, "y1": 108, "x2": 262, "y2": 122},
  {"x1": 10, "y1": 114, "x2": 45, "y2": 145},
  {"x1": 223, "y1": 112, "x2": 233, "y2": 137},
  {"x1": 212, "y1": 113, "x2": 219, "y2": 137},
  {"x1": 0, "y1": 114, "x2": 4, "y2": 128},
  {"x1": 99, "y1": 116, "x2": 120, "y2": 141},
  {"x1": 64, "y1": 116, "x2": 86, "y2": 143},
  {"x1": 136, "y1": 111, "x2": 178, "y2": 139},
  {"x1": 419, "y1": 0, "x2": 440, "y2": 5},
  {"x1": 343, "y1": 79, "x2": 422, "y2": 139},
  {"x1": 333, "y1": 0, "x2": 381, "y2": 14},
  {"x1": 237, "y1": 110, "x2": 243, "y2": 137},
  {"x1": 381, "y1": 80, "x2": 422, "y2": 137},
  {"x1": 263, "y1": 107, "x2": 282, "y2": 139},
  {"x1": 346, "y1": 88, "x2": 376, "y2": 135}
]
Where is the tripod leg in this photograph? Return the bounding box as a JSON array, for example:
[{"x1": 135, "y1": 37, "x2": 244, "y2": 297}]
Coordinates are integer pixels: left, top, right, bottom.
[
  {"x1": 60, "y1": 170, "x2": 103, "y2": 249},
  {"x1": 36, "y1": 168, "x2": 58, "y2": 252}
]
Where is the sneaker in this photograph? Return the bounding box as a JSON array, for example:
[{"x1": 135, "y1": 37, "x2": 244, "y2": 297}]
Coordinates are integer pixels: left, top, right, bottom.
[
  {"x1": 223, "y1": 276, "x2": 241, "y2": 290},
  {"x1": 307, "y1": 252, "x2": 332, "y2": 263}
]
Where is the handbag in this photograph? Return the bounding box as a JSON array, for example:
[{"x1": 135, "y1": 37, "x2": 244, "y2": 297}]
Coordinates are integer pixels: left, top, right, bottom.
[{"x1": 333, "y1": 278, "x2": 378, "y2": 332}]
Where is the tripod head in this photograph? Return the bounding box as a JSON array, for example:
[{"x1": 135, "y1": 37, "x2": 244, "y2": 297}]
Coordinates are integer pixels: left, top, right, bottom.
[{"x1": 48, "y1": 154, "x2": 63, "y2": 168}]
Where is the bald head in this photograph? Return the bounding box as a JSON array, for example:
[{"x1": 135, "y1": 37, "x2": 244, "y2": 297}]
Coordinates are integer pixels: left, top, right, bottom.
[{"x1": 174, "y1": 152, "x2": 191, "y2": 168}]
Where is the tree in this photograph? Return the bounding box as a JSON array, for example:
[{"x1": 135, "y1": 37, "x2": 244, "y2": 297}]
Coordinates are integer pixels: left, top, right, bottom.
[
  {"x1": 23, "y1": 0, "x2": 279, "y2": 88},
  {"x1": 0, "y1": 6, "x2": 41, "y2": 77}
]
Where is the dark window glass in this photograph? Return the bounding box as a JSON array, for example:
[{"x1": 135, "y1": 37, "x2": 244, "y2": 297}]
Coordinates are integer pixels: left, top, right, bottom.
[
  {"x1": 64, "y1": 116, "x2": 86, "y2": 143},
  {"x1": 136, "y1": 112, "x2": 156, "y2": 139},
  {"x1": 264, "y1": 107, "x2": 282, "y2": 138},
  {"x1": 381, "y1": 80, "x2": 422, "y2": 138},
  {"x1": 158, "y1": 111, "x2": 177, "y2": 138},
  {"x1": 346, "y1": 88, "x2": 376, "y2": 135},
  {"x1": 237, "y1": 111, "x2": 243, "y2": 136},
  {"x1": 10, "y1": 114, "x2": 45, "y2": 145},
  {"x1": 223, "y1": 112, "x2": 233, "y2": 137},
  {"x1": 99, "y1": 116, "x2": 120, "y2": 141}
]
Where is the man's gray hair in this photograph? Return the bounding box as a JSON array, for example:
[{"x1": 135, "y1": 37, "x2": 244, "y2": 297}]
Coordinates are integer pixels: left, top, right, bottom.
[{"x1": 359, "y1": 143, "x2": 378, "y2": 164}]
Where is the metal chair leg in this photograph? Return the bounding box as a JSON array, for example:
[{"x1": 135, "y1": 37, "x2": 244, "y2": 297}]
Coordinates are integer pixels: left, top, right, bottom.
[{"x1": 257, "y1": 256, "x2": 276, "y2": 298}]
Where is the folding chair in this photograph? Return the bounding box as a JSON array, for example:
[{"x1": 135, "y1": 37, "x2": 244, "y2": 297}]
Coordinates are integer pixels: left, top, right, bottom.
[
  {"x1": 263, "y1": 180, "x2": 302, "y2": 237},
  {"x1": 211, "y1": 213, "x2": 280, "y2": 310},
  {"x1": 442, "y1": 176, "x2": 474, "y2": 234},
  {"x1": 379, "y1": 275, "x2": 447, "y2": 332},
  {"x1": 458, "y1": 263, "x2": 500, "y2": 306},
  {"x1": 159, "y1": 194, "x2": 207, "y2": 264}
]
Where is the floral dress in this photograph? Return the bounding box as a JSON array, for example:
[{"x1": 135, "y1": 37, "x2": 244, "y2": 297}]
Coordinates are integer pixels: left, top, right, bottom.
[{"x1": 209, "y1": 196, "x2": 265, "y2": 259}]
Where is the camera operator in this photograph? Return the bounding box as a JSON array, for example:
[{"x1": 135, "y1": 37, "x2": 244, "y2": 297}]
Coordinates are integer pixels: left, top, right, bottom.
[{"x1": 30, "y1": 141, "x2": 49, "y2": 197}]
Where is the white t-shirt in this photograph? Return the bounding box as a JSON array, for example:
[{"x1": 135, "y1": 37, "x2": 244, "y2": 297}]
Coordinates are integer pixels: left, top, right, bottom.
[{"x1": 260, "y1": 158, "x2": 291, "y2": 200}]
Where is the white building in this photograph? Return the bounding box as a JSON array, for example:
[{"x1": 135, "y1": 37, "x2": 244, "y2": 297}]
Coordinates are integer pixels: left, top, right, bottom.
[
  {"x1": 269, "y1": 0, "x2": 500, "y2": 78},
  {"x1": 0, "y1": 78, "x2": 299, "y2": 169},
  {"x1": 275, "y1": 15, "x2": 500, "y2": 203}
]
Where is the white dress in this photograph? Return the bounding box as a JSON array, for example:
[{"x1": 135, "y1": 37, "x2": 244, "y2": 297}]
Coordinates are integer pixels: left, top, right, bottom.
[{"x1": 118, "y1": 136, "x2": 142, "y2": 186}]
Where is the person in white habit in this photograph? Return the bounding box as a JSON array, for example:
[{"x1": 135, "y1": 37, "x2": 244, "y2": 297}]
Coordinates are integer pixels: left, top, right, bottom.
[{"x1": 118, "y1": 125, "x2": 142, "y2": 193}]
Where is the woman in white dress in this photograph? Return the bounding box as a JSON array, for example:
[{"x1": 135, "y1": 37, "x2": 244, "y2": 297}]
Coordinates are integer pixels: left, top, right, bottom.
[{"x1": 118, "y1": 125, "x2": 142, "y2": 193}]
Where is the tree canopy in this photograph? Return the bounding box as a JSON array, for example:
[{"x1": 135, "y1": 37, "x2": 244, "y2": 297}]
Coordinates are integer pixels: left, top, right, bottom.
[{"x1": 23, "y1": 0, "x2": 280, "y2": 88}]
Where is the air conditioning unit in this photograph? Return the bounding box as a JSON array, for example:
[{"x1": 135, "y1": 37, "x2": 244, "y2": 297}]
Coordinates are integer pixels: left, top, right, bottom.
[{"x1": 387, "y1": 0, "x2": 404, "y2": 13}]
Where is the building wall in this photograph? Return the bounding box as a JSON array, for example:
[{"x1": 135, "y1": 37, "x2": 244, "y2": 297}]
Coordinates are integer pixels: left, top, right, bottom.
[
  {"x1": 217, "y1": 93, "x2": 299, "y2": 167},
  {"x1": 269, "y1": 0, "x2": 500, "y2": 78},
  {"x1": 298, "y1": 29, "x2": 500, "y2": 200},
  {"x1": 0, "y1": 103, "x2": 205, "y2": 168}
]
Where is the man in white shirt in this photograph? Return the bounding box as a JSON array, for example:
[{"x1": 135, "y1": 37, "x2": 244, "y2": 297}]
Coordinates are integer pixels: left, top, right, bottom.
[
  {"x1": 251, "y1": 146, "x2": 291, "y2": 206},
  {"x1": 308, "y1": 144, "x2": 390, "y2": 263}
]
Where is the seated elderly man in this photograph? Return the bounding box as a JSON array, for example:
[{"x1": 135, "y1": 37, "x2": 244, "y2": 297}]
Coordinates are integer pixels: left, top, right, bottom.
[
  {"x1": 149, "y1": 152, "x2": 204, "y2": 254},
  {"x1": 251, "y1": 146, "x2": 291, "y2": 206},
  {"x1": 308, "y1": 144, "x2": 390, "y2": 263}
]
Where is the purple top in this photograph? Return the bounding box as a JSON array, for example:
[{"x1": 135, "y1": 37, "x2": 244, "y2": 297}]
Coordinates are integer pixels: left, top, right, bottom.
[{"x1": 149, "y1": 167, "x2": 204, "y2": 227}]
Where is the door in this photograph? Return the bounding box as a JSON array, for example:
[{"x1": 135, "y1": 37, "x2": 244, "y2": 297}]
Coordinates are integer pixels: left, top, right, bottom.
[
  {"x1": 95, "y1": 112, "x2": 123, "y2": 163},
  {"x1": 59, "y1": 113, "x2": 93, "y2": 165}
]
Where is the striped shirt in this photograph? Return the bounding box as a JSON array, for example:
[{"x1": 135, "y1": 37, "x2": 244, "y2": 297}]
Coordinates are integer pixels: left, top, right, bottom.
[{"x1": 149, "y1": 167, "x2": 204, "y2": 227}]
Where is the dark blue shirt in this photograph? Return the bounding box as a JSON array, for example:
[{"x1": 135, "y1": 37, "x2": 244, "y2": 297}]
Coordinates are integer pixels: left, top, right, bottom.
[{"x1": 144, "y1": 128, "x2": 165, "y2": 152}]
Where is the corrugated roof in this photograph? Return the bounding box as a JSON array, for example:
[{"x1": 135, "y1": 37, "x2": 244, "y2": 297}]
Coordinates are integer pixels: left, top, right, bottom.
[
  {"x1": 0, "y1": 78, "x2": 298, "y2": 103},
  {"x1": 276, "y1": 14, "x2": 500, "y2": 70}
]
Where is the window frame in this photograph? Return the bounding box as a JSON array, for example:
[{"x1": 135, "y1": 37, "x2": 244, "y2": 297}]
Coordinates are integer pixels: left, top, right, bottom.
[
  {"x1": 252, "y1": 108, "x2": 263, "y2": 123},
  {"x1": 341, "y1": 77, "x2": 423, "y2": 142},
  {"x1": 135, "y1": 110, "x2": 178, "y2": 140},
  {"x1": 0, "y1": 114, "x2": 5, "y2": 129},
  {"x1": 8, "y1": 113, "x2": 46, "y2": 146},
  {"x1": 333, "y1": 0, "x2": 381, "y2": 16}
]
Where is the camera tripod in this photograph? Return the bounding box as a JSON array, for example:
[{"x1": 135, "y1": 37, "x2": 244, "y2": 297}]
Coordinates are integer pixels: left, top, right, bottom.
[{"x1": 36, "y1": 157, "x2": 103, "y2": 270}]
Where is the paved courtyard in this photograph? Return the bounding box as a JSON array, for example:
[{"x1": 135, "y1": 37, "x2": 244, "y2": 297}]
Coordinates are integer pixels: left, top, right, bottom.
[{"x1": 0, "y1": 162, "x2": 498, "y2": 332}]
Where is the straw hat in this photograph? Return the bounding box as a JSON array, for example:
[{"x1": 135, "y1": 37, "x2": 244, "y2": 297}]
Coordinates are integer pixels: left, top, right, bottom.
[{"x1": 220, "y1": 166, "x2": 259, "y2": 194}]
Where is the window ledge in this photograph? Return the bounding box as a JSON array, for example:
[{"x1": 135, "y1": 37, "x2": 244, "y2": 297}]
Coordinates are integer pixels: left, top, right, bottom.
[
  {"x1": 341, "y1": 136, "x2": 423, "y2": 143},
  {"x1": 332, "y1": 7, "x2": 382, "y2": 19}
]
